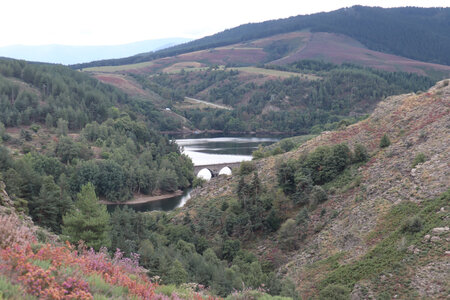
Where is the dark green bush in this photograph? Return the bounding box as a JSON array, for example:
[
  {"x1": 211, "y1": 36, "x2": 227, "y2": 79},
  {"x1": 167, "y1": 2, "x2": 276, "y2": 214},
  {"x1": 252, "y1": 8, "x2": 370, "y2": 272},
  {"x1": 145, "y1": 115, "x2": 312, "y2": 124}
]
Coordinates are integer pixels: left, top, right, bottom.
[
  {"x1": 353, "y1": 143, "x2": 368, "y2": 163},
  {"x1": 239, "y1": 161, "x2": 256, "y2": 176},
  {"x1": 411, "y1": 153, "x2": 426, "y2": 168},
  {"x1": 402, "y1": 216, "x2": 423, "y2": 233},
  {"x1": 20, "y1": 129, "x2": 32, "y2": 141},
  {"x1": 310, "y1": 186, "x2": 328, "y2": 206},
  {"x1": 319, "y1": 284, "x2": 350, "y2": 300},
  {"x1": 280, "y1": 139, "x2": 295, "y2": 152},
  {"x1": 295, "y1": 208, "x2": 309, "y2": 226},
  {"x1": 380, "y1": 134, "x2": 391, "y2": 148}
]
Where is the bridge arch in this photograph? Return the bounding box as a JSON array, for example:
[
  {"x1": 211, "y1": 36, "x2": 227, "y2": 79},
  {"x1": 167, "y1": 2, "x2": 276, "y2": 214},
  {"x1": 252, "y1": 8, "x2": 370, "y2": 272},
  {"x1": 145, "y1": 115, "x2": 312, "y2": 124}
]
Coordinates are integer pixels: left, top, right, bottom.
[
  {"x1": 197, "y1": 168, "x2": 213, "y2": 181},
  {"x1": 218, "y1": 166, "x2": 232, "y2": 176}
]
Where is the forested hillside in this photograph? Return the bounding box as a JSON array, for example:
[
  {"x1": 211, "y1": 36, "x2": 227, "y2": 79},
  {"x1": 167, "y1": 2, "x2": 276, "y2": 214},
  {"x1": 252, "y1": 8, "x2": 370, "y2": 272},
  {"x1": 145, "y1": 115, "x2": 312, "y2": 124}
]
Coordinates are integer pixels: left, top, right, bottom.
[
  {"x1": 132, "y1": 80, "x2": 447, "y2": 298},
  {"x1": 74, "y1": 6, "x2": 450, "y2": 69},
  {"x1": 134, "y1": 61, "x2": 434, "y2": 133},
  {"x1": 0, "y1": 58, "x2": 193, "y2": 234}
]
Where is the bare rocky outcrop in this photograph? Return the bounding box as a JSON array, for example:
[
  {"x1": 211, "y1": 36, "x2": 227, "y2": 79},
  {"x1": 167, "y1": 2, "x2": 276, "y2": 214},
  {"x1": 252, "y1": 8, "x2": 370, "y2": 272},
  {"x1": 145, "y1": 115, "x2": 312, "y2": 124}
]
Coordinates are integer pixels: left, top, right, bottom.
[{"x1": 0, "y1": 181, "x2": 58, "y2": 246}]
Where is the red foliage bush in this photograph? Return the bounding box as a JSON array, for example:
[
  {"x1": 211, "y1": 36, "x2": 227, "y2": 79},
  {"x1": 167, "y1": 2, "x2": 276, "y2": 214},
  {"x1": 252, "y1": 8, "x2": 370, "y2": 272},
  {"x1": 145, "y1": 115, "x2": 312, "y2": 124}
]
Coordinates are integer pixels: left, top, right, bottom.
[{"x1": 0, "y1": 242, "x2": 157, "y2": 299}]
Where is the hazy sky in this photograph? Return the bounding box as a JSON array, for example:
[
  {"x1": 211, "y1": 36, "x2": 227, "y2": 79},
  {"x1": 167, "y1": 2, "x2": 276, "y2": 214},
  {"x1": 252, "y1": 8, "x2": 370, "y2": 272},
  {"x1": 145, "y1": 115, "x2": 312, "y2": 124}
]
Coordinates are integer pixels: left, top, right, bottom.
[{"x1": 1, "y1": 0, "x2": 448, "y2": 47}]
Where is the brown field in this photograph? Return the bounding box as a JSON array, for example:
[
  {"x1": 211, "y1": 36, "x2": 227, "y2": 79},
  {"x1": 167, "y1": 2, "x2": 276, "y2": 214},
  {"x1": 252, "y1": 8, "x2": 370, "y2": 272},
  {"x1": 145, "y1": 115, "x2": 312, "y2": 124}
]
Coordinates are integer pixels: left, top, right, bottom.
[
  {"x1": 92, "y1": 73, "x2": 147, "y2": 96},
  {"x1": 162, "y1": 61, "x2": 208, "y2": 73},
  {"x1": 231, "y1": 67, "x2": 320, "y2": 80}
]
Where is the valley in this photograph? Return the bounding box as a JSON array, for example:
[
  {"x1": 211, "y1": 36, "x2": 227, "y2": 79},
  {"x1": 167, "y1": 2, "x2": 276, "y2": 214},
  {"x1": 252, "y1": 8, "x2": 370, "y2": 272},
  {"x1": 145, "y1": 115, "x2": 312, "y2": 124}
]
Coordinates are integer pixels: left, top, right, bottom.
[{"x1": 0, "y1": 5, "x2": 449, "y2": 300}]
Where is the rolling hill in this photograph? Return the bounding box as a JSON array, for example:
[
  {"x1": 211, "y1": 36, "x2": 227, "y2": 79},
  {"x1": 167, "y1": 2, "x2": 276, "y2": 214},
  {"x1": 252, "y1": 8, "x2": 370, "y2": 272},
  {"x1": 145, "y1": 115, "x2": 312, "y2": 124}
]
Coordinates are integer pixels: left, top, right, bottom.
[
  {"x1": 73, "y1": 6, "x2": 450, "y2": 69},
  {"x1": 71, "y1": 6, "x2": 450, "y2": 136},
  {"x1": 83, "y1": 31, "x2": 450, "y2": 77},
  {"x1": 84, "y1": 57, "x2": 437, "y2": 135}
]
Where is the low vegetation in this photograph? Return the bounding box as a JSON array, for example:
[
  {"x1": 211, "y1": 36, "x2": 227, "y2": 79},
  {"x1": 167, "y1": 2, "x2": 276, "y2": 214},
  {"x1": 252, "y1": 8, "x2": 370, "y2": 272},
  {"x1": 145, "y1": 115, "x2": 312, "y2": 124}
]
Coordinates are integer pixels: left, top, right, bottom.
[{"x1": 319, "y1": 191, "x2": 449, "y2": 297}]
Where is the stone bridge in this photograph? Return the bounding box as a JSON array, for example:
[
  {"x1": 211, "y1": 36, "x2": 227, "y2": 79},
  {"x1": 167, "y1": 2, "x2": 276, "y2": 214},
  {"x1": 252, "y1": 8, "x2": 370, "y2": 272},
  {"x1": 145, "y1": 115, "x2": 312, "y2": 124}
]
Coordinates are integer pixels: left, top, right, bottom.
[{"x1": 194, "y1": 162, "x2": 241, "y2": 177}]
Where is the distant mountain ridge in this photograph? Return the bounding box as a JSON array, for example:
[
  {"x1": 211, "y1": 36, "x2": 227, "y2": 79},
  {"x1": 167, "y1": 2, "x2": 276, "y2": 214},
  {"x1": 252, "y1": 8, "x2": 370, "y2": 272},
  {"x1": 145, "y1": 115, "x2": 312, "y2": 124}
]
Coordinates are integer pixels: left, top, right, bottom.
[
  {"x1": 0, "y1": 38, "x2": 191, "y2": 65},
  {"x1": 73, "y1": 6, "x2": 450, "y2": 69}
]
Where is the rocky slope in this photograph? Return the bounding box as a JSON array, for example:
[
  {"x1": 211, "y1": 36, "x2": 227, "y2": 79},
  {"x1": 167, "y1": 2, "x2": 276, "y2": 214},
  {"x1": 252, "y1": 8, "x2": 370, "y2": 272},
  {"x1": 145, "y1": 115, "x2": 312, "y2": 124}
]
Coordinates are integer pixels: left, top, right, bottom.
[{"x1": 184, "y1": 80, "x2": 450, "y2": 298}]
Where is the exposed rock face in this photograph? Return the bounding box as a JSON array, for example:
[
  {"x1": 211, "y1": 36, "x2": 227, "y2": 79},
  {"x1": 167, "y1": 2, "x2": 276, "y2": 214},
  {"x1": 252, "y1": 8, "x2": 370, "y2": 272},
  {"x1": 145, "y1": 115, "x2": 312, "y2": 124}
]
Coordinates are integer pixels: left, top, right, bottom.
[
  {"x1": 0, "y1": 181, "x2": 13, "y2": 208},
  {"x1": 0, "y1": 181, "x2": 58, "y2": 244}
]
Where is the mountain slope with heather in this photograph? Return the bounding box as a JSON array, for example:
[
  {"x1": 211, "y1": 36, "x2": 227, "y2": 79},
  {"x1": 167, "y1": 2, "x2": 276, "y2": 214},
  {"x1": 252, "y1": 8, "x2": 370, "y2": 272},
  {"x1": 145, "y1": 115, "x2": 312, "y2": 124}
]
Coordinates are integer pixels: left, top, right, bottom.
[
  {"x1": 170, "y1": 80, "x2": 450, "y2": 298},
  {"x1": 74, "y1": 6, "x2": 450, "y2": 69}
]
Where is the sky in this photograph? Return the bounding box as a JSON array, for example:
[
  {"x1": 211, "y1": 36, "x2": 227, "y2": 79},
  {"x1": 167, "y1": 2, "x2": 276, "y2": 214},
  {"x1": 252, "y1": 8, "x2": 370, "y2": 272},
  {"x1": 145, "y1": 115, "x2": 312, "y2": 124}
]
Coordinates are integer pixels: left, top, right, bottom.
[{"x1": 0, "y1": 0, "x2": 448, "y2": 47}]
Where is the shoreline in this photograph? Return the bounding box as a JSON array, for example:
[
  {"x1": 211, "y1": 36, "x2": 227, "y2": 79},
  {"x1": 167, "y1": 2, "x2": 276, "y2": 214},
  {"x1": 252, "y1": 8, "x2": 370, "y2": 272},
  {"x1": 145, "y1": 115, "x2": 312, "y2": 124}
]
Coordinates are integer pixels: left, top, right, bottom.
[
  {"x1": 100, "y1": 190, "x2": 183, "y2": 205},
  {"x1": 160, "y1": 129, "x2": 294, "y2": 136}
]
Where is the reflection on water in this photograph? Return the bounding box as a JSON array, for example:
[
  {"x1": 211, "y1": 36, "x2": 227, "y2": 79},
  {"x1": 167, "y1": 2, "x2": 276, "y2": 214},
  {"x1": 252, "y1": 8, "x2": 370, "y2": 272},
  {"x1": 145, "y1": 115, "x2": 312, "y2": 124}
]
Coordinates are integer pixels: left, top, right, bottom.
[
  {"x1": 107, "y1": 189, "x2": 191, "y2": 213},
  {"x1": 176, "y1": 136, "x2": 279, "y2": 166}
]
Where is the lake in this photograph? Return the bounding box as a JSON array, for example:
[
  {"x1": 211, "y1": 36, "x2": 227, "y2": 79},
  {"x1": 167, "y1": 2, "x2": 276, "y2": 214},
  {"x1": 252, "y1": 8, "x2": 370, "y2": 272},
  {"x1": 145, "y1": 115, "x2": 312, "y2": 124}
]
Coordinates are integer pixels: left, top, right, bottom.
[{"x1": 107, "y1": 135, "x2": 280, "y2": 212}]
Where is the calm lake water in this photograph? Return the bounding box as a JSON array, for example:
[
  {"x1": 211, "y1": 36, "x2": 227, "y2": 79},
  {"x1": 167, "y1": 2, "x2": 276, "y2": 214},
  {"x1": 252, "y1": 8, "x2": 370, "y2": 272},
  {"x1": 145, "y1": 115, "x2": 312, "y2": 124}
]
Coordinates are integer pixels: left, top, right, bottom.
[
  {"x1": 107, "y1": 135, "x2": 280, "y2": 212},
  {"x1": 176, "y1": 136, "x2": 279, "y2": 165}
]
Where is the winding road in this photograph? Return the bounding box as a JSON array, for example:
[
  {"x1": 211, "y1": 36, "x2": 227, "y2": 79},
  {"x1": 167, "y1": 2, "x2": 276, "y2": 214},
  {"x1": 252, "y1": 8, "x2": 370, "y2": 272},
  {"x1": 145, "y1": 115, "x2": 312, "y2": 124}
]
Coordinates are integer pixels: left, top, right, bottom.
[{"x1": 184, "y1": 97, "x2": 232, "y2": 110}]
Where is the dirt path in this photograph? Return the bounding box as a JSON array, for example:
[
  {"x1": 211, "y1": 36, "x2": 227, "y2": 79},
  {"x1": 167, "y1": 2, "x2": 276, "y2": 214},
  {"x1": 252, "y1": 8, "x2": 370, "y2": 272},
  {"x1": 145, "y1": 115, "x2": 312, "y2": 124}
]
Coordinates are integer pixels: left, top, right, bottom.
[
  {"x1": 100, "y1": 190, "x2": 183, "y2": 205},
  {"x1": 185, "y1": 97, "x2": 233, "y2": 110}
]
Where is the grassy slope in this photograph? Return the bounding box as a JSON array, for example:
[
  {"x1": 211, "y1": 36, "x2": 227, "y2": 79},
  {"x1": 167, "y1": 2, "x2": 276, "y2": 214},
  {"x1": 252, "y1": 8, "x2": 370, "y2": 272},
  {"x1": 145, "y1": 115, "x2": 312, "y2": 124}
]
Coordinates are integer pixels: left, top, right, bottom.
[{"x1": 181, "y1": 80, "x2": 450, "y2": 298}]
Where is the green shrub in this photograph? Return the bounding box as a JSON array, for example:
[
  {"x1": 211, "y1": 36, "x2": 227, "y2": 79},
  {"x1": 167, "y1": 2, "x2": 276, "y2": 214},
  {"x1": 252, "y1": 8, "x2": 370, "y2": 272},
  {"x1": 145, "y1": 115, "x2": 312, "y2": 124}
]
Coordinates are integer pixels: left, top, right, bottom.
[
  {"x1": 379, "y1": 134, "x2": 391, "y2": 148},
  {"x1": 280, "y1": 139, "x2": 295, "y2": 152},
  {"x1": 271, "y1": 147, "x2": 284, "y2": 156},
  {"x1": 30, "y1": 124, "x2": 41, "y2": 133},
  {"x1": 411, "y1": 153, "x2": 426, "y2": 168},
  {"x1": 280, "y1": 277, "x2": 300, "y2": 299},
  {"x1": 295, "y1": 208, "x2": 309, "y2": 226},
  {"x1": 100, "y1": 151, "x2": 111, "y2": 159},
  {"x1": 166, "y1": 260, "x2": 188, "y2": 285},
  {"x1": 252, "y1": 146, "x2": 265, "y2": 159},
  {"x1": 353, "y1": 143, "x2": 368, "y2": 163},
  {"x1": 263, "y1": 208, "x2": 281, "y2": 232},
  {"x1": 310, "y1": 186, "x2": 327, "y2": 206},
  {"x1": 278, "y1": 219, "x2": 298, "y2": 250},
  {"x1": 193, "y1": 177, "x2": 206, "y2": 188},
  {"x1": 239, "y1": 161, "x2": 256, "y2": 175},
  {"x1": 319, "y1": 284, "x2": 350, "y2": 300},
  {"x1": 88, "y1": 274, "x2": 127, "y2": 297},
  {"x1": 20, "y1": 129, "x2": 32, "y2": 141},
  {"x1": 0, "y1": 275, "x2": 26, "y2": 299},
  {"x1": 401, "y1": 216, "x2": 423, "y2": 233}
]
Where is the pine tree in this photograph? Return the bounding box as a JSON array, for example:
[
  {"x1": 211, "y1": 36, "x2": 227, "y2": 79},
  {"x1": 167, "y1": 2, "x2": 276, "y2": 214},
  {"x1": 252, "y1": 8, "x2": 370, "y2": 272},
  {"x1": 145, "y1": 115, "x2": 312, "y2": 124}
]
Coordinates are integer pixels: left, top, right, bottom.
[
  {"x1": 62, "y1": 183, "x2": 111, "y2": 250},
  {"x1": 167, "y1": 259, "x2": 188, "y2": 285},
  {"x1": 33, "y1": 175, "x2": 61, "y2": 232}
]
